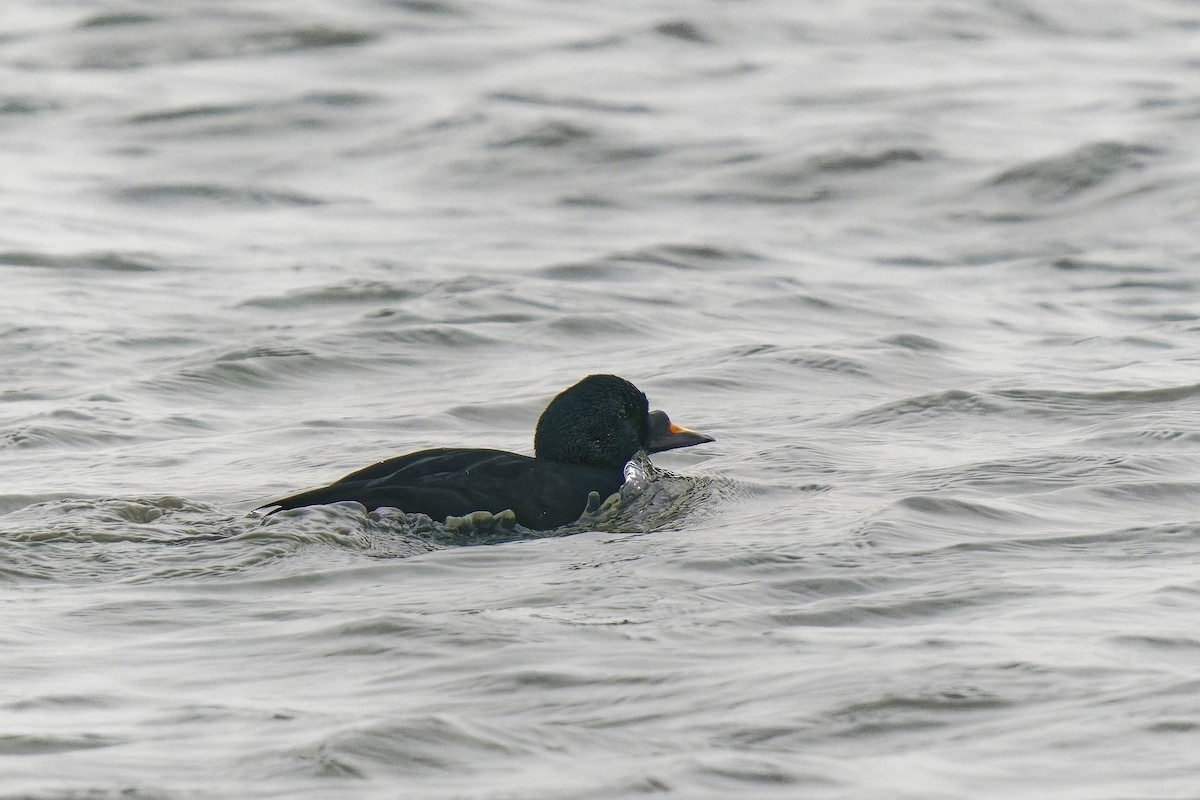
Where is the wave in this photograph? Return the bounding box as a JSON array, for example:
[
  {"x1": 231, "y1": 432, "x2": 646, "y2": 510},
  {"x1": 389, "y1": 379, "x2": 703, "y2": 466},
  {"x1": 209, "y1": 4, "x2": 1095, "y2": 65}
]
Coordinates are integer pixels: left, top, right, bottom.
[
  {"x1": 986, "y1": 141, "x2": 1157, "y2": 201},
  {"x1": 0, "y1": 461, "x2": 718, "y2": 584},
  {"x1": 112, "y1": 182, "x2": 326, "y2": 208}
]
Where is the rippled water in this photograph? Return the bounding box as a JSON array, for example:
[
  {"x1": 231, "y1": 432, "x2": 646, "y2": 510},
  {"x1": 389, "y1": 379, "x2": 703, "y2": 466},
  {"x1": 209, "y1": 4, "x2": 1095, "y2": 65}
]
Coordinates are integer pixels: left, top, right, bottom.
[{"x1": 4, "y1": 1, "x2": 1200, "y2": 798}]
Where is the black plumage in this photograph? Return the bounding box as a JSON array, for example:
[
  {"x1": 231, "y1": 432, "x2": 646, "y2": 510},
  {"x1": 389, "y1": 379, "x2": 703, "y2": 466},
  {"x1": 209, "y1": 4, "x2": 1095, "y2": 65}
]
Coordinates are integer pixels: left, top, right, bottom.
[{"x1": 258, "y1": 374, "x2": 713, "y2": 530}]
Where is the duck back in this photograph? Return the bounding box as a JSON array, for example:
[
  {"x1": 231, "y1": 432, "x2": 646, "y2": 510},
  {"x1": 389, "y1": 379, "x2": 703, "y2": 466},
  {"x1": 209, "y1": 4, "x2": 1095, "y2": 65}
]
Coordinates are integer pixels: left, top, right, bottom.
[{"x1": 264, "y1": 448, "x2": 624, "y2": 530}]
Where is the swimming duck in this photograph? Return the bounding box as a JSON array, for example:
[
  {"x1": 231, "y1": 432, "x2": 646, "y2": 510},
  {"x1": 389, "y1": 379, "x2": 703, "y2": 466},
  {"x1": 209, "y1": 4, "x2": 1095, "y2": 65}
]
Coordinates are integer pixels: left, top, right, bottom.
[{"x1": 257, "y1": 374, "x2": 713, "y2": 529}]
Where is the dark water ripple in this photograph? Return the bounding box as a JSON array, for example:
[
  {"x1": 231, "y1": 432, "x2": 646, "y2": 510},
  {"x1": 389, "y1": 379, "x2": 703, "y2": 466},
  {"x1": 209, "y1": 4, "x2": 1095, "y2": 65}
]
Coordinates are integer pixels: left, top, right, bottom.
[
  {"x1": 113, "y1": 183, "x2": 328, "y2": 208},
  {"x1": 987, "y1": 141, "x2": 1159, "y2": 200}
]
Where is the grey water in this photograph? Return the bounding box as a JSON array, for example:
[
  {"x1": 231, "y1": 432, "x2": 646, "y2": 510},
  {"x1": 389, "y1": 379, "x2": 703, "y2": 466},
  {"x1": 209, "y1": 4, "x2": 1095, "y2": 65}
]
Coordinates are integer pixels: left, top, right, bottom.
[{"x1": 3, "y1": 1, "x2": 1200, "y2": 797}]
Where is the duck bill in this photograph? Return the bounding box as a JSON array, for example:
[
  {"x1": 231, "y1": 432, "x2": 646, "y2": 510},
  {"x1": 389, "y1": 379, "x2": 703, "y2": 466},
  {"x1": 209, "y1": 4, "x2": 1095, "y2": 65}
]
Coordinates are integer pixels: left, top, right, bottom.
[{"x1": 646, "y1": 409, "x2": 715, "y2": 453}]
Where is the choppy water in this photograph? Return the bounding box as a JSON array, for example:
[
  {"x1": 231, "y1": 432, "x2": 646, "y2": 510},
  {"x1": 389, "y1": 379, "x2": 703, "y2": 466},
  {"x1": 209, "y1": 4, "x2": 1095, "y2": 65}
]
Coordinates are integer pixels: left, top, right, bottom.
[{"x1": 4, "y1": 1, "x2": 1200, "y2": 797}]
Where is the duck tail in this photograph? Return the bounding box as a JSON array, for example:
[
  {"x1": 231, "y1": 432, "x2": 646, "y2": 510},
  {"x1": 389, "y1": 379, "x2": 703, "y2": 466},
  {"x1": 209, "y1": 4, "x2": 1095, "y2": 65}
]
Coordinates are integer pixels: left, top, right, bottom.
[{"x1": 254, "y1": 485, "x2": 349, "y2": 516}]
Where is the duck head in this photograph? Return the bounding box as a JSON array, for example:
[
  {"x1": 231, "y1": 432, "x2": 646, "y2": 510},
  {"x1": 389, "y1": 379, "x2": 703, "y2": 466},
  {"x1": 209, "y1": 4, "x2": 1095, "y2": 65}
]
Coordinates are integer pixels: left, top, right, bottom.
[{"x1": 534, "y1": 374, "x2": 714, "y2": 468}]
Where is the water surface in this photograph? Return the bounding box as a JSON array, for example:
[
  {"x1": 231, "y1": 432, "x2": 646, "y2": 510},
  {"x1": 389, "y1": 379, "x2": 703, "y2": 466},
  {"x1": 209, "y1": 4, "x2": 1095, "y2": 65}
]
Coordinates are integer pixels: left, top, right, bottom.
[{"x1": 3, "y1": 1, "x2": 1200, "y2": 797}]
